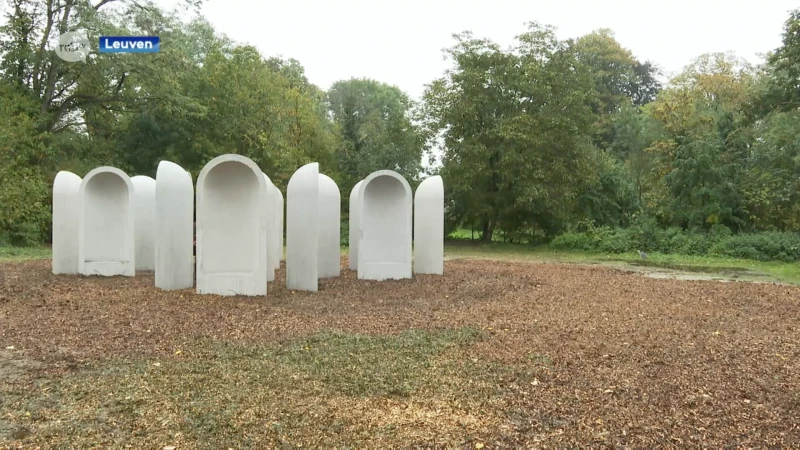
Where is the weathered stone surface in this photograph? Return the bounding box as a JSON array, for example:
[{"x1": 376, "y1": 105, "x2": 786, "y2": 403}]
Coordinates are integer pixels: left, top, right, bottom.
[
  {"x1": 52, "y1": 171, "x2": 82, "y2": 275},
  {"x1": 196, "y1": 155, "x2": 268, "y2": 296},
  {"x1": 286, "y1": 163, "x2": 319, "y2": 291},
  {"x1": 78, "y1": 166, "x2": 135, "y2": 277},
  {"x1": 269, "y1": 180, "x2": 281, "y2": 272},
  {"x1": 262, "y1": 173, "x2": 276, "y2": 282},
  {"x1": 276, "y1": 189, "x2": 284, "y2": 262},
  {"x1": 414, "y1": 175, "x2": 444, "y2": 275},
  {"x1": 155, "y1": 161, "x2": 194, "y2": 290},
  {"x1": 318, "y1": 174, "x2": 341, "y2": 278},
  {"x1": 357, "y1": 170, "x2": 412, "y2": 281},
  {"x1": 348, "y1": 180, "x2": 362, "y2": 271},
  {"x1": 131, "y1": 175, "x2": 156, "y2": 271}
]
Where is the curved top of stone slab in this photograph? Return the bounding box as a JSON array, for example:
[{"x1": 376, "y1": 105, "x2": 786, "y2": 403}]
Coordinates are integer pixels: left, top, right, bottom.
[
  {"x1": 80, "y1": 166, "x2": 133, "y2": 192},
  {"x1": 131, "y1": 175, "x2": 156, "y2": 188},
  {"x1": 359, "y1": 170, "x2": 412, "y2": 199},
  {"x1": 287, "y1": 163, "x2": 319, "y2": 192},
  {"x1": 197, "y1": 154, "x2": 266, "y2": 191},
  {"x1": 156, "y1": 160, "x2": 193, "y2": 188},
  {"x1": 415, "y1": 175, "x2": 443, "y2": 199},
  {"x1": 319, "y1": 173, "x2": 340, "y2": 198},
  {"x1": 349, "y1": 180, "x2": 363, "y2": 201},
  {"x1": 262, "y1": 171, "x2": 274, "y2": 187},
  {"x1": 54, "y1": 170, "x2": 82, "y2": 189}
]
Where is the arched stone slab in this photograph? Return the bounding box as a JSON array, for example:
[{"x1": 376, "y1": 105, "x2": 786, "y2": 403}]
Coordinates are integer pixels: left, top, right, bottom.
[
  {"x1": 348, "y1": 180, "x2": 362, "y2": 270},
  {"x1": 155, "y1": 161, "x2": 194, "y2": 290},
  {"x1": 357, "y1": 170, "x2": 412, "y2": 280},
  {"x1": 276, "y1": 188, "x2": 284, "y2": 263},
  {"x1": 52, "y1": 171, "x2": 82, "y2": 274},
  {"x1": 131, "y1": 175, "x2": 156, "y2": 271},
  {"x1": 286, "y1": 162, "x2": 319, "y2": 291},
  {"x1": 318, "y1": 174, "x2": 341, "y2": 278},
  {"x1": 414, "y1": 175, "x2": 444, "y2": 275},
  {"x1": 263, "y1": 173, "x2": 276, "y2": 282},
  {"x1": 78, "y1": 166, "x2": 135, "y2": 277},
  {"x1": 196, "y1": 154, "x2": 268, "y2": 296}
]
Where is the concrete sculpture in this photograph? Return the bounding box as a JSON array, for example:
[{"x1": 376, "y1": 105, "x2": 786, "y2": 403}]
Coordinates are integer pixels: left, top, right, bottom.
[
  {"x1": 131, "y1": 175, "x2": 156, "y2": 271},
  {"x1": 196, "y1": 154, "x2": 268, "y2": 296},
  {"x1": 276, "y1": 189, "x2": 284, "y2": 263},
  {"x1": 348, "y1": 181, "x2": 362, "y2": 270},
  {"x1": 78, "y1": 166, "x2": 135, "y2": 276},
  {"x1": 286, "y1": 162, "x2": 319, "y2": 291},
  {"x1": 263, "y1": 173, "x2": 277, "y2": 282},
  {"x1": 52, "y1": 171, "x2": 82, "y2": 274},
  {"x1": 318, "y1": 174, "x2": 341, "y2": 278},
  {"x1": 155, "y1": 161, "x2": 194, "y2": 290},
  {"x1": 357, "y1": 170, "x2": 412, "y2": 280},
  {"x1": 413, "y1": 175, "x2": 444, "y2": 274}
]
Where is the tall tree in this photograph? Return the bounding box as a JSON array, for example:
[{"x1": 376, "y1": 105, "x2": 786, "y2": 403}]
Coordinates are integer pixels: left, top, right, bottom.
[
  {"x1": 326, "y1": 78, "x2": 425, "y2": 192},
  {"x1": 645, "y1": 53, "x2": 754, "y2": 228},
  {"x1": 422, "y1": 23, "x2": 598, "y2": 241},
  {"x1": 572, "y1": 29, "x2": 661, "y2": 149}
]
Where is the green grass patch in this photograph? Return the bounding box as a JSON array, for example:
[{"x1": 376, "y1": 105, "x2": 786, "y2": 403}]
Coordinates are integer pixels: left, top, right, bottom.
[
  {"x1": 269, "y1": 327, "x2": 482, "y2": 397},
  {"x1": 444, "y1": 241, "x2": 800, "y2": 284},
  {"x1": 0, "y1": 246, "x2": 50, "y2": 262}
]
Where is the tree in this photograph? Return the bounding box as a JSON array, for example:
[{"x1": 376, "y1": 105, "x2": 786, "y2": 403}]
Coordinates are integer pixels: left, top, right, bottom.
[
  {"x1": 572, "y1": 29, "x2": 661, "y2": 149},
  {"x1": 422, "y1": 23, "x2": 599, "y2": 241},
  {"x1": 326, "y1": 78, "x2": 424, "y2": 193},
  {"x1": 644, "y1": 53, "x2": 754, "y2": 229},
  {"x1": 0, "y1": 0, "x2": 203, "y2": 133},
  {"x1": 751, "y1": 8, "x2": 800, "y2": 115}
]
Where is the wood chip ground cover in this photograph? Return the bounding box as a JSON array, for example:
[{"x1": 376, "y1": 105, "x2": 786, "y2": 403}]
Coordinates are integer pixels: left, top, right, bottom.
[{"x1": 1, "y1": 258, "x2": 798, "y2": 448}]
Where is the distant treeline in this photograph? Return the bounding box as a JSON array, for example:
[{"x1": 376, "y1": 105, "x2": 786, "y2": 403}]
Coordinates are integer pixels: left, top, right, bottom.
[{"x1": 1, "y1": 1, "x2": 799, "y2": 259}]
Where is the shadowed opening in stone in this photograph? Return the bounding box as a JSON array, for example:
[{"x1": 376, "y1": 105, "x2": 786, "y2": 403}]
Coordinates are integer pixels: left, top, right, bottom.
[
  {"x1": 83, "y1": 172, "x2": 129, "y2": 263},
  {"x1": 200, "y1": 161, "x2": 260, "y2": 274},
  {"x1": 362, "y1": 175, "x2": 407, "y2": 265}
]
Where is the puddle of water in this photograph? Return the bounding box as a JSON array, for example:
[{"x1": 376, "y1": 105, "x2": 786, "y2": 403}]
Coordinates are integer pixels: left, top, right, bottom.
[{"x1": 446, "y1": 254, "x2": 789, "y2": 284}]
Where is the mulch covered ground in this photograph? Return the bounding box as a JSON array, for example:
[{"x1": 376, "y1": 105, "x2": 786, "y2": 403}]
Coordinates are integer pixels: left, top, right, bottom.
[{"x1": 1, "y1": 258, "x2": 799, "y2": 448}]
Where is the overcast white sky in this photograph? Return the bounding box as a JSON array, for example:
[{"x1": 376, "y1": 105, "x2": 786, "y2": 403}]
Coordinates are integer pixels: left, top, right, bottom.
[{"x1": 156, "y1": 0, "x2": 798, "y2": 100}]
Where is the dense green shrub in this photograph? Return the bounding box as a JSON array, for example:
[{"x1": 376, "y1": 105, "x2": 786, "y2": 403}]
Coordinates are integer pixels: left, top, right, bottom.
[
  {"x1": 0, "y1": 166, "x2": 51, "y2": 246},
  {"x1": 550, "y1": 224, "x2": 800, "y2": 262},
  {"x1": 711, "y1": 231, "x2": 800, "y2": 262},
  {"x1": 550, "y1": 231, "x2": 599, "y2": 252}
]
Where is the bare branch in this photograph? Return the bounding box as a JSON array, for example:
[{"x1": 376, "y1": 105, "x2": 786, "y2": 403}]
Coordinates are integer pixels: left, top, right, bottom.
[
  {"x1": 32, "y1": 0, "x2": 55, "y2": 95},
  {"x1": 93, "y1": 0, "x2": 117, "y2": 10}
]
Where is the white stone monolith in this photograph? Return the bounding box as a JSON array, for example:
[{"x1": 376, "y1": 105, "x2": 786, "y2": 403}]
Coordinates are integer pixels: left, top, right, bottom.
[
  {"x1": 275, "y1": 188, "x2": 284, "y2": 263},
  {"x1": 131, "y1": 175, "x2": 156, "y2": 271},
  {"x1": 155, "y1": 161, "x2": 194, "y2": 290},
  {"x1": 78, "y1": 166, "x2": 135, "y2": 276},
  {"x1": 348, "y1": 180, "x2": 362, "y2": 270},
  {"x1": 357, "y1": 170, "x2": 412, "y2": 280},
  {"x1": 196, "y1": 154, "x2": 268, "y2": 296},
  {"x1": 318, "y1": 174, "x2": 341, "y2": 278},
  {"x1": 414, "y1": 175, "x2": 444, "y2": 275},
  {"x1": 263, "y1": 173, "x2": 276, "y2": 282},
  {"x1": 52, "y1": 171, "x2": 82, "y2": 274},
  {"x1": 286, "y1": 162, "x2": 319, "y2": 291}
]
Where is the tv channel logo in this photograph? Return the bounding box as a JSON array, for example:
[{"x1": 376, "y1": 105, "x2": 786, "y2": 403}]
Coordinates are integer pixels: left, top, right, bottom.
[
  {"x1": 99, "y1": 36, "x2": 160, "y2": 53},
  {"x1": 55, "y1": 31, "x2": 91, "y2": 63}
]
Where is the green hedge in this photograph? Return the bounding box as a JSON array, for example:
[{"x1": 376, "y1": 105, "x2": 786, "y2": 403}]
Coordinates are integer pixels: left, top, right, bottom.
[{"x1": 550, "y1": 223, "x2": 800, "y2": 262}]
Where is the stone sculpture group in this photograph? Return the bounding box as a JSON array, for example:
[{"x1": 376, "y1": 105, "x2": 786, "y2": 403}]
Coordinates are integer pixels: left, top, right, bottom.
[{"x1": 51, "y1": 154, "x2": 444, "y2": 296}]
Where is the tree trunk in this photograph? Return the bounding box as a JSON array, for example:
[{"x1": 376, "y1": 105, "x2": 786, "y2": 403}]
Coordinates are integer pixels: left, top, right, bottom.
[{"x1": 481, "y1": 220, "x2": 495, "y2": 242}]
